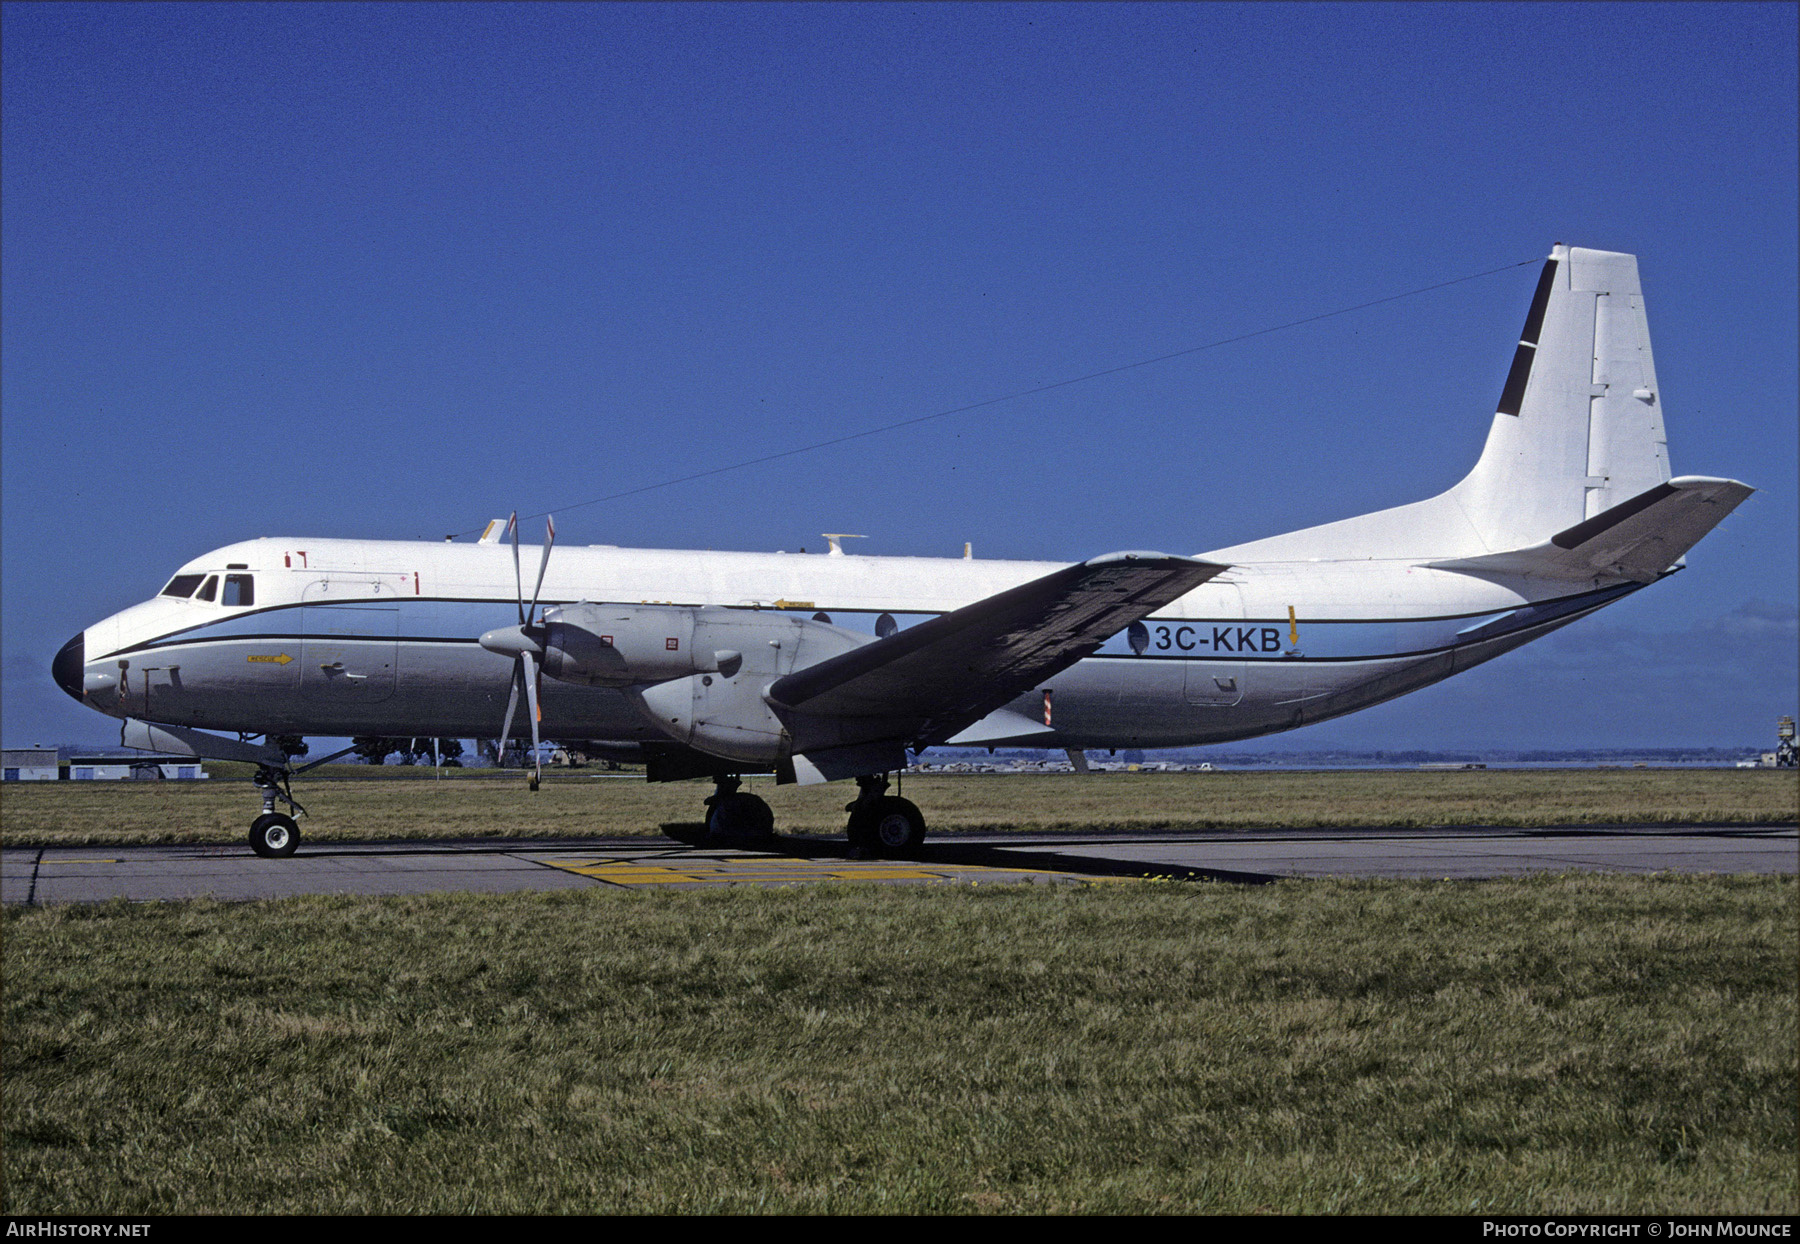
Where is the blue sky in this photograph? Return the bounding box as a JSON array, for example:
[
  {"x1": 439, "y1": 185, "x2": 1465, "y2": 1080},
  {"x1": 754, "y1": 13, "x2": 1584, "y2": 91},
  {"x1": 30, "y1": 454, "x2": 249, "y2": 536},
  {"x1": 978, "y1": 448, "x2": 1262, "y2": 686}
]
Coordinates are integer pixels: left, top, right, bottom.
[{"x1": 4, "y1": 1, "x2": 1795, "y2": 752}]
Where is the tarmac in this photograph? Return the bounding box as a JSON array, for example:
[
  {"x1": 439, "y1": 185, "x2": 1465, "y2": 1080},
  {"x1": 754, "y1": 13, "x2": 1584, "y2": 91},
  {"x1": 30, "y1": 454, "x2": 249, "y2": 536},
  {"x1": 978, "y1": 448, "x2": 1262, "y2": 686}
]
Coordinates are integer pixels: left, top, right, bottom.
[{"x1": 4, "y1": 824, "x2": 1794, "y2": 904}]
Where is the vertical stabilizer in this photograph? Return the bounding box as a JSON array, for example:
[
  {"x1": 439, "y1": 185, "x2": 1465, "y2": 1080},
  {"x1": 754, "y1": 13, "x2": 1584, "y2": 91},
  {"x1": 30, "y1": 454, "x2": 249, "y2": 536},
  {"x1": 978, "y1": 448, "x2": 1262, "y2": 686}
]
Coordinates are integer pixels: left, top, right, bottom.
[
  {"x1": 1204, "y1": 245, "x2": 1676, "y2": 563},
  {"x1": 1448, "y1": 244, "x2": 1672, "y2": 551}
]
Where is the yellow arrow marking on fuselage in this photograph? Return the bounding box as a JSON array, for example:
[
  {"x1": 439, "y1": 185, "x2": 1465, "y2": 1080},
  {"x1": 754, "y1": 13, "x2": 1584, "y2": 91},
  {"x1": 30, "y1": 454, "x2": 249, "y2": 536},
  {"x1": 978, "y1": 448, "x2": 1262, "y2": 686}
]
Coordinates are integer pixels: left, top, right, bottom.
[{"x1": 247, "y1": 654, "x2": 294, "y2": 665}]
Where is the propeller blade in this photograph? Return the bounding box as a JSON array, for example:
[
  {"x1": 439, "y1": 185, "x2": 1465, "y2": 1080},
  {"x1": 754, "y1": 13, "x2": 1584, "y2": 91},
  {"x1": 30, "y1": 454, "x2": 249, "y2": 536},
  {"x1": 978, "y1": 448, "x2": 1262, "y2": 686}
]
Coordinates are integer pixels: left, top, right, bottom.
[
  {"x1": 508, "y1": 511, "x2": 524, "y2": 626},
  {"x1": 499, "y1": 659, "x2": 523, "y2": 766},
  {"x1": 522, "y1": 649, "x2": 543, "y2": 790},
  {"x1": 494, "y1": 511, "x2": 551, "y2": 788},
  {"x1": 526, "y1": 515, "x2": 555, "y2": 628}
]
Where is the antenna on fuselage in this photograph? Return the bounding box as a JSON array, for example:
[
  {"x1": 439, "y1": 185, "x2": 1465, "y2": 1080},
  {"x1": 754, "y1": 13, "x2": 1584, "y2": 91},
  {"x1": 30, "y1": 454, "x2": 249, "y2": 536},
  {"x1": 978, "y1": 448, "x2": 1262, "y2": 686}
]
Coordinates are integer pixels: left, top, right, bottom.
[{"x1": 821, "y1": 534, "x2": 866, "y2": 556}]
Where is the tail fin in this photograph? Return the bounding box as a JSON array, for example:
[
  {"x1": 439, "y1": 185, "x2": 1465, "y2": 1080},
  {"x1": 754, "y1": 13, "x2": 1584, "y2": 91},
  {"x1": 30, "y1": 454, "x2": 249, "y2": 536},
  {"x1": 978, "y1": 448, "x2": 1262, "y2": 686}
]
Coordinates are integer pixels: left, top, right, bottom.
[
  {"x1": 1203, "y1": 245, "x2": 1739, "y2": 566},
  {"x1": 1449, "y1": 244, "x2": 1672, "y2": 550}
]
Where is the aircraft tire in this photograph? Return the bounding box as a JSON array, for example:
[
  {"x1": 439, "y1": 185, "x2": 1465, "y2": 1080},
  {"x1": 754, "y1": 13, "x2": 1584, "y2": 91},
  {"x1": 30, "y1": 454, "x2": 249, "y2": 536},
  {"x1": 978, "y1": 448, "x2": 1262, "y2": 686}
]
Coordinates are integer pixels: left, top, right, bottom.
[
  {"x1": 249, "y1": 812, "x2": 300, "y2": 858},
  {"x1": 848, "y1": 796, "x2": 925, "y2": 857},
  {"x1": 706, "y1": 792, "x2": 775, "y2": 842}
]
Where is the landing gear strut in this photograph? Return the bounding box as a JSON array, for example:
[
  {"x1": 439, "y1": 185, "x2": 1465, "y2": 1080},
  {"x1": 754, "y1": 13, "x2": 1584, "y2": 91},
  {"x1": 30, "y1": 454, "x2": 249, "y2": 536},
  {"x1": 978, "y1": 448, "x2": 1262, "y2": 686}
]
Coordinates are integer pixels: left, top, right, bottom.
[
  {"x1": 703, "y1": 774, "x2": 775, "y2": 842},
  {"x1": 845, "y1": 774, "x2": 926, "y2": 857},
  {"x1": 249, "y1": 764, "x2": 307, "y2": 858}
]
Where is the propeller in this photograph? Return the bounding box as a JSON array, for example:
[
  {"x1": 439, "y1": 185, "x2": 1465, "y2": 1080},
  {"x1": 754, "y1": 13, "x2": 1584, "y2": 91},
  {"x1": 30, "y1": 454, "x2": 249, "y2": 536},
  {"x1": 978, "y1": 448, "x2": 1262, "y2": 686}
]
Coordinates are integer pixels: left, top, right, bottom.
[{"x1": 478, "y1": 512, "x2": 555, "y2": 790}]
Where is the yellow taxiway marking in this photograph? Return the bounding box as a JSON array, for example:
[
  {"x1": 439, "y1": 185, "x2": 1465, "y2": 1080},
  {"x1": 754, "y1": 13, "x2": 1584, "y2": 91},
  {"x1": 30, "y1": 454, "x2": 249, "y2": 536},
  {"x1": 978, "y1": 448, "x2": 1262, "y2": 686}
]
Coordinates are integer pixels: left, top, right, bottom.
[{"x1": 534, "y1": 854, "x2": 1067, "y2": 887}]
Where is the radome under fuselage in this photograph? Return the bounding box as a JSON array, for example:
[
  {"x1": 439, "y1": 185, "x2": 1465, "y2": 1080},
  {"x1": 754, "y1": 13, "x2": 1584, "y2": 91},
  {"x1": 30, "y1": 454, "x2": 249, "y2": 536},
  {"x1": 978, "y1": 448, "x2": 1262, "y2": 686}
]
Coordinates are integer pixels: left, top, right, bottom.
[{"x1": 61, "y1": 534, "x2": 1642, "y2": 751}]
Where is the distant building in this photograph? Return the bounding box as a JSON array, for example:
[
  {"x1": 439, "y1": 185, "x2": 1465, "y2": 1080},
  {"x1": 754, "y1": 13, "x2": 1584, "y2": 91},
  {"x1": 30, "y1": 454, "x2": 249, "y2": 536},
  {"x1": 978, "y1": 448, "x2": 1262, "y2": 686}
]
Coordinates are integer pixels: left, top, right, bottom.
[
  {"x1": 2, "y1": 749, "x2": 61, "y2": 781},
  {"x1": 1737, "y1": 719, "x2": 1797, "y2": 769},
  {"x1": 63, "y1": 754, "x2": 208, "y2": 781}
]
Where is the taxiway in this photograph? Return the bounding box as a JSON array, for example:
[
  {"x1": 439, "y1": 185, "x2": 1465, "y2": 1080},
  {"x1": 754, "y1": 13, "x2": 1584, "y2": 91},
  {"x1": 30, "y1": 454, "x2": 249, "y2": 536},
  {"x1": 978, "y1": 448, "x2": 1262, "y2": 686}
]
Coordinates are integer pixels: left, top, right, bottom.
[{"x1": 3, "y1": 824, "x2": 1793, "y2": 905}]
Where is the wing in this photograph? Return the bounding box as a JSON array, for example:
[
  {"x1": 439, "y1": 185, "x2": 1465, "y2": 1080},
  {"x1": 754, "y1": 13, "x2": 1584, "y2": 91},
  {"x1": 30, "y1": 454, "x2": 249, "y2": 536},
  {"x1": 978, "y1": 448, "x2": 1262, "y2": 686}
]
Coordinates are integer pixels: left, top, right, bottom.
[{"x1": 769, "y1": 551, "x2": 1225, "y2": 762}]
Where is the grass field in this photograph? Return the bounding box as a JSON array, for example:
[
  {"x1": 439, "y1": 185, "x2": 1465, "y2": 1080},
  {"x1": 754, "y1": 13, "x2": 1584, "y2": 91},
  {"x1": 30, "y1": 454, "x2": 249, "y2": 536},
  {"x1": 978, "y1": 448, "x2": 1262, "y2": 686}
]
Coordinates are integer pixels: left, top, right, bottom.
[
  {"x1": 2, "y1": 767, "x2": 1794, "y2": 848},
  {"x1": 3, "y1": 874, "x2": 1794, "y2": 1214}
]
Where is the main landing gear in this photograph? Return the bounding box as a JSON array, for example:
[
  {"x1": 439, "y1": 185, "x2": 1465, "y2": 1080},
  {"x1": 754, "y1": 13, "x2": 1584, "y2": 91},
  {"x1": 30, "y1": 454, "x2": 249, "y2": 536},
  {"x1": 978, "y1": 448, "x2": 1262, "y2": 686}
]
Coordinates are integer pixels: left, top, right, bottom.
[
  {"x1": 689, "y1": 772, "x2": 928, "y2": 857},
  {"x1": 702, "y1": 774, "x2": 775, "y2": 842},
  {"x1": 845, "y1": 773, "x2": 926, "y2": 857},
  {"x1": 248, "y1": 764, "x2": 308, "y2": 858}
]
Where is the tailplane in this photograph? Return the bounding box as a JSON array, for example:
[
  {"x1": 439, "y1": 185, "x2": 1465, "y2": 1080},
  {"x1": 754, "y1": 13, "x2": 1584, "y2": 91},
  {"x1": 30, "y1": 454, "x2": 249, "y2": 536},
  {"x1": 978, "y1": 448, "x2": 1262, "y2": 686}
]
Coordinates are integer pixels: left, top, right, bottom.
[
  {"x1": 1427, "y1": 474, "x2": 1753, "y2": 582},
  {"x1": 1203, "y1": 245, "x2": 1749, "y2": 570}
]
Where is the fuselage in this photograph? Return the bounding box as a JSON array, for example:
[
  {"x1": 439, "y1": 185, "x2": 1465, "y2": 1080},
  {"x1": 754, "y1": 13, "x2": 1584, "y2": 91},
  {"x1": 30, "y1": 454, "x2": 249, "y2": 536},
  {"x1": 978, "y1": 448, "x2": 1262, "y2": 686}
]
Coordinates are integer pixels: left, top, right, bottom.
[{"x1": 55, "y1": 534, "x2": 1644, "y2": 753}]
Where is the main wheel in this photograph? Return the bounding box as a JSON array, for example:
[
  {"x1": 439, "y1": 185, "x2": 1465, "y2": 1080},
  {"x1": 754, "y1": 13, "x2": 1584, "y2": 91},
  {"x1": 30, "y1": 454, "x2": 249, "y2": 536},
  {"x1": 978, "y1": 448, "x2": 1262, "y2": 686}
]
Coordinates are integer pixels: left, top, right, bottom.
[
  {"x1": 249, "y1": 812, "x2": 300, "y2": 858},
  {"x1": 706, "y1": 792, "x2": 775, "y2": 841},
  {"x1": 847, "y1": 795, "x2": 925, "y2": 857}
]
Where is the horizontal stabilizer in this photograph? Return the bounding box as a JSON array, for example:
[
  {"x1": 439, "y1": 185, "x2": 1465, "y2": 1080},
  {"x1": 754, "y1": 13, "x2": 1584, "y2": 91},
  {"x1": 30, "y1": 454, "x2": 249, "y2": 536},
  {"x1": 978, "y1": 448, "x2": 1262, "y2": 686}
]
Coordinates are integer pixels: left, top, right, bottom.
[
  {"x1": 771, "y1": 551, "x2": 1223, "y2": 747},
  {"x1": 1426, "y1": 476, "x2": 1753, "y2": 582}
]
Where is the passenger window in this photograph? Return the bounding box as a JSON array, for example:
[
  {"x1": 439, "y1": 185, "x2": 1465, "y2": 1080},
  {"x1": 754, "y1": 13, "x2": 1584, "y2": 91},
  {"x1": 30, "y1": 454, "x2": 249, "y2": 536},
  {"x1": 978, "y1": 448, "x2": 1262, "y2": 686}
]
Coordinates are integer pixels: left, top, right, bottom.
[
  {"x1": 196, "y1": 576, "x2": 218, "y2": 602},
  {"x1": 160, "y1": 574, "x2": 205, "y2": 598},
  {"x1": 223, "y1": 574, "x2": 255, "y2": 607}
]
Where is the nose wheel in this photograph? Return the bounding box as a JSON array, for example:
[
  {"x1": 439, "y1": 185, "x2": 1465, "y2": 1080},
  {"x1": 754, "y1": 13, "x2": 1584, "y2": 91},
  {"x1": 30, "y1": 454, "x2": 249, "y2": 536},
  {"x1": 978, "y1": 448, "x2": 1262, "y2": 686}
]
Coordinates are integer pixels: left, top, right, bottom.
[
  {"x1": 248, "y1": 764, "x2": 307, "y2": 857},
  {"x1": 250, "y1": 812, "x2": 300, "y2": 858}
]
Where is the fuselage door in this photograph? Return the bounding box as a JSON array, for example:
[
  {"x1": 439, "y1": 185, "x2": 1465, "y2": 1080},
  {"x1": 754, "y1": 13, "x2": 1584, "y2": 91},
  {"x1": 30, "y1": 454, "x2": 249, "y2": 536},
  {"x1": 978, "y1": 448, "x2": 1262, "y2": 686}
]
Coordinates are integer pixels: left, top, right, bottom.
[
  {"x1": 299, "y1": 577, "x2": 399, "y2": 703},
  {"x1": 1182, "y1": 581, "x2": 1247, "y2": 706}
]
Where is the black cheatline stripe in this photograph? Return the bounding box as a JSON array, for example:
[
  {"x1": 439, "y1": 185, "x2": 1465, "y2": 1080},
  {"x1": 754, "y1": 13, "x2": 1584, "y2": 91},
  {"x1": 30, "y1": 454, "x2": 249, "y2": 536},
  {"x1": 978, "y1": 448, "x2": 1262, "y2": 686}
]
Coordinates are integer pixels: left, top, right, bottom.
[
  {"x1": 122, "y1": 633, "x2": 490, "y2": 656},
  {"x1": 1087, "y1": 601, "x2": 1621, "y2": 665},
  {"x1": 111, "y1": 581, "x2": 1643, "y2": 656},
  {"x1": 126, "y1": 598, "x2": 1630, "y2": 670},
  {"x1": 1551, "y1": 482, "x2": 1680, "y2": 550}
]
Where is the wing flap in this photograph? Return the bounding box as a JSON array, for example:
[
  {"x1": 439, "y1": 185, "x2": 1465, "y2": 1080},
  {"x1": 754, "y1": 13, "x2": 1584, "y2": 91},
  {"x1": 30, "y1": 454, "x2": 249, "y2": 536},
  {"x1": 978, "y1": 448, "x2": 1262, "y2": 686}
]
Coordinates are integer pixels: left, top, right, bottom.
[{"x1": 770, "y1": 551, "x2": 1224, "y2": 745}]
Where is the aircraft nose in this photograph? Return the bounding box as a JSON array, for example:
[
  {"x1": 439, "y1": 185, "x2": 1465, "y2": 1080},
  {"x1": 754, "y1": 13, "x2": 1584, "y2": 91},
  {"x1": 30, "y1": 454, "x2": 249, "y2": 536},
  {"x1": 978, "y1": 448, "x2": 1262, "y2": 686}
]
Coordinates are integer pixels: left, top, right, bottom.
[{"x1": 52, "y1": 632, "x2": 85, "y2": 702}]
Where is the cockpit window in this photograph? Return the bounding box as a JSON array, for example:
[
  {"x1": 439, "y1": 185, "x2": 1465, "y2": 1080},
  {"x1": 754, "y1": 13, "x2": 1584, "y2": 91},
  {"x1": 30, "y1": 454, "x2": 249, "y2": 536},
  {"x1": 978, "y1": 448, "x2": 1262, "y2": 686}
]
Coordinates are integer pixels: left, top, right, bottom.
[
  {"x1": 196, "y1": 575, "x2": 218, "y2": 602},
  {"x1": 223, "y1": 574, "x2": 255, "y2": 607},
  {"x1": 160, "y1": 574, "x2": 205, "y2": 598}
]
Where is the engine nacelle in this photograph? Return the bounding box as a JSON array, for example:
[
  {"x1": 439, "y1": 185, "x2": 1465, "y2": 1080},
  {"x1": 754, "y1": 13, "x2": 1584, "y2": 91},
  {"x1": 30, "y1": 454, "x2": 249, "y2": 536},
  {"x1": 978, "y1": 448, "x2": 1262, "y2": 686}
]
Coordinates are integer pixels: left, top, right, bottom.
[
  {"x1": 537, "y1": 603, "x2": 709, "y2": 687},
  {"x1": 625, "y1": 608, "x2": 872, "y2": 764}
]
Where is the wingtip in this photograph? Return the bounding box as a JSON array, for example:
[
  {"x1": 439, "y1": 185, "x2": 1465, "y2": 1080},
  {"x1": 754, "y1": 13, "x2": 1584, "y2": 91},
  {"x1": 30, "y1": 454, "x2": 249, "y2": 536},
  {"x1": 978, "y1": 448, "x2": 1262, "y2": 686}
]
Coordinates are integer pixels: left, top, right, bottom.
[
  {"x1": 1668, "y1": 475, "x2": 1755, "y2": 497},
  {"x1": 1085, "y1": 550, "x2": 1231, "y2": 577},
  {"x1": 1085, "y1": 549, "x2": 1213, "y2": 567}
]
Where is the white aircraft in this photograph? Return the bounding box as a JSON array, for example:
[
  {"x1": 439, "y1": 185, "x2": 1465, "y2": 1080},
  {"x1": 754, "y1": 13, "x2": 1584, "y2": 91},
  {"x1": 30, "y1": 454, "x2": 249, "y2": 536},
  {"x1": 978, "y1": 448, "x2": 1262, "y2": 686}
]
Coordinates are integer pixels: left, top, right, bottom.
[{"x1": 52, "y1": 245, "x2": 1752, "y2": 857}]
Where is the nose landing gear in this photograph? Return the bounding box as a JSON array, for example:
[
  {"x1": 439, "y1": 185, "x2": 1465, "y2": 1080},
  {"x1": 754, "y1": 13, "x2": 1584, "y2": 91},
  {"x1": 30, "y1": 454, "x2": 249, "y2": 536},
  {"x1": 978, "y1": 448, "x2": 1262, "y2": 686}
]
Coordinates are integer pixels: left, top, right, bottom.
[{"x1": 248, "y1": 764, "x2": 308, "y2": 858}]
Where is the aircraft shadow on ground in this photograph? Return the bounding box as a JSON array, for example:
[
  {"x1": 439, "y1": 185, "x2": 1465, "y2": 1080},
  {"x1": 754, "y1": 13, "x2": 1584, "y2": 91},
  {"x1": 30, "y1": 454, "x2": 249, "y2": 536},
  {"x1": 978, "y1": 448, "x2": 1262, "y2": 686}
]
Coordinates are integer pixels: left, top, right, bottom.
[{"x1": 661, "y1": 822, "x2": 1280, "y2": 885}]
